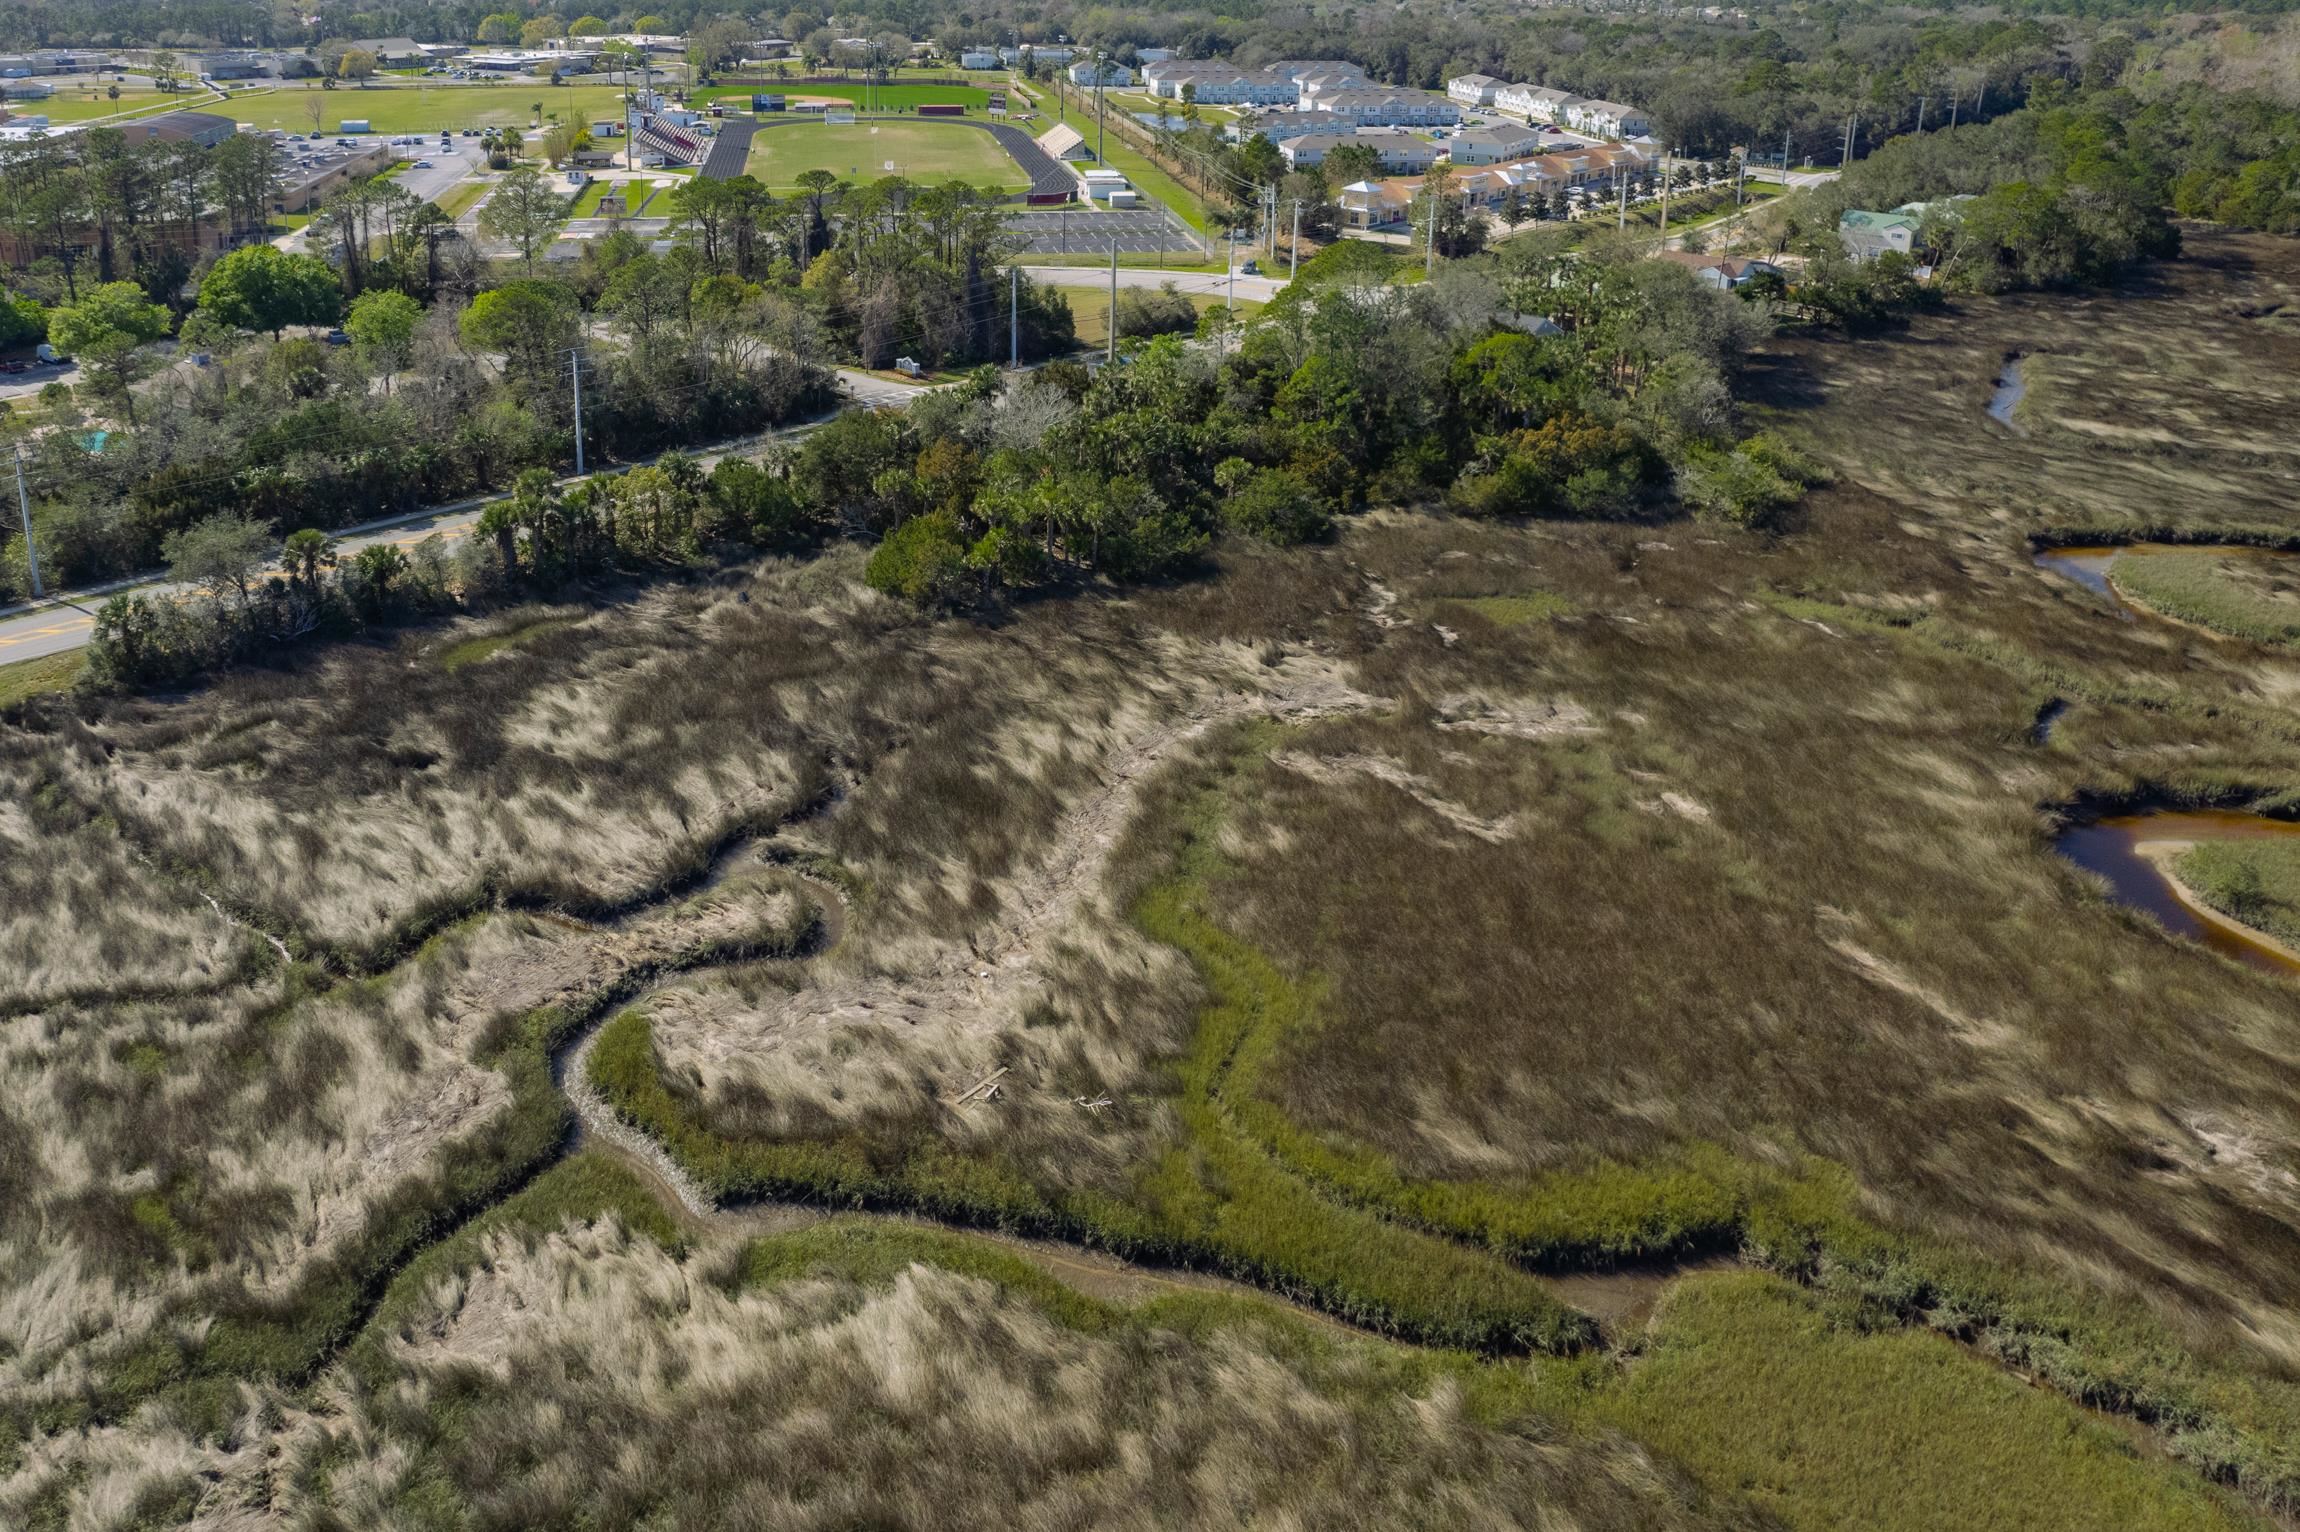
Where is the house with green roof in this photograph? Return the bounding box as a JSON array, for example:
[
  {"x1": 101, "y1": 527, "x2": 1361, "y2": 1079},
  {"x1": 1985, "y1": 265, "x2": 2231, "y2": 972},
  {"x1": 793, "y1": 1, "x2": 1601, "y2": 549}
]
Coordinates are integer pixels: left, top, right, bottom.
[{"x1": 1838, "y1": 207, "x2": 1923, "y2": 261}]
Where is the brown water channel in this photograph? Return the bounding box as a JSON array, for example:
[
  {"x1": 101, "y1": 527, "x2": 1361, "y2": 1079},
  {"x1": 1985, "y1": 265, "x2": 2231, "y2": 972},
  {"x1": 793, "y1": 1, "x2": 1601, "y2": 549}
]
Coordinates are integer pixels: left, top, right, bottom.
[
  {"x1": 2033, "y1": 543, "x2": 2300, "y2": 624},
  {"x1": 2055, "y1": 810, "x2": 2300, "y2": 976}
]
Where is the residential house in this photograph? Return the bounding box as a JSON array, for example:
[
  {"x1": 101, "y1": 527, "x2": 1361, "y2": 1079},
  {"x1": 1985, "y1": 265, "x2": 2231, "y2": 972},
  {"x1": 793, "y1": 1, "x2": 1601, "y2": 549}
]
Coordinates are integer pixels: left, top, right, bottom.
[
  {"x1": 1837, "y1": 207, "x2": 1921, "y2": 260},
  {"x1": 1446, "y1": 124, "x2": 1545, "y2": 164},
  {"x1": 1565, "y1": 98, "x2": 1649, "y2": 138},
  {"x1": 1656, "y1": 250, "x2": 1783, "y2": 289},
  {"x1": 1447, "y1": 73, "x2": 1506, "y2": 108},
  {"x1": 1067, "y1": 59, "x2": 1134, "y2": 86},
  {"x1": 1001, "y1": 44, "x2": 1077, "y2": 65},
  {"x1": 959, "y1": 48, "x2": 999, "y2": 69},
  {"x1": 1281, "y1": 132, "x2": 1437, "y2": 173},
  {"x1": 1, "y1": 80, "x2": 53, "y2": 99},
  {"x1": 1136, "y1": 47, "x2": 1177, "y2": 63},
  {"x1": 1313, "y1": 89, "x2": 1460, "y2": 127}
]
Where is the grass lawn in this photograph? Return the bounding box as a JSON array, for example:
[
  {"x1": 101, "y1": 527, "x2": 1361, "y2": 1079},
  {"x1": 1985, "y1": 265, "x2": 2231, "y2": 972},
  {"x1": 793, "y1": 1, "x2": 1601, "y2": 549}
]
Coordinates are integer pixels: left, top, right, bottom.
[
  {"x1": 18, "y1": 88, "x2": 179, "y2": 122},
  {"x1": 699, "y1": 82, "x2": 990, "y2": 112},
  {"x1": 431, "y1": 179, "x2": 486, "y2": 219},
  {"x1": 569, "y1": 178, "x2": 613, "y2": 217},
  {"x1": 743, "y1": 119, "x2": 1028, "y2": 191},
  {"x1": 0, "y1": 648, "x2": 85, "y2": 708},
  {"x1": 212, "y1": 82, "x2": 631, "y2": 136},
  {"x1": 1051, "y1": 283, "x2": 1257, "y2": 346},
  {"x1": 1047, "y1": 94, "x2": 1208, "y2": 233}
]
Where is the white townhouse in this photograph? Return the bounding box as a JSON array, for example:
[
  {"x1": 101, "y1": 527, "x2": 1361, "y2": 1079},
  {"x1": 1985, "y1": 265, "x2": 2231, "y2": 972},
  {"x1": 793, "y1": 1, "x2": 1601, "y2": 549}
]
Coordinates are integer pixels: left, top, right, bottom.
[
  {"x1": 1446, "y1": 124, "x2": 1547, "y2": 164},
  {"x1": 1314, "y1": 88, "x2": 1460, "y2": 127},
  {"x1": 1280, "y1": 131, "x2": 1439, "y2": 173},
  {"x1": 1447, "y1": 73, "x2": 1505, "y2": 108},
  {"x1": 1141, "y1": 60, "x2": 1299, "y2": 104},
  {"x1": 1565, "y1": 98, "x2": 1650, "y2": 138},
  {"x1": 1261, "y1": 58, "x2": 1366, "y2": 83},
  {"x1": 1495, "y1": 84, "x2": 1582, "y2": 123}
]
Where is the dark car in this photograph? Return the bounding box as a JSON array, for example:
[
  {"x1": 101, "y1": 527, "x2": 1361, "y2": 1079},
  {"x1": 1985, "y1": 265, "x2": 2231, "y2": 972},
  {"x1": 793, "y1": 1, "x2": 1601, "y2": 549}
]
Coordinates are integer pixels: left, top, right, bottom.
[{"x1": 323, "y1": 329, "x2": 350, "y2": 347}]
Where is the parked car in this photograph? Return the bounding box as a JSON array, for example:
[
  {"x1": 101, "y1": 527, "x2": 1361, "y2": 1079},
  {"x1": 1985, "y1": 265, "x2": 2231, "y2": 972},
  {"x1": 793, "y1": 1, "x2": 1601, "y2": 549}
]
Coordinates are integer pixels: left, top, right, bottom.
[
  {"x1": 0, "y1": 361, "x2": 28, "y2": 374},
  {"x1": 35, "y1": 343, "x2": 65, "y2": 364},
  {"x1": 413, "y1": 160, "x2": 432, "y2": 168},
  {"x1": 1240, "y1": 259, "x2": 1260, "y2": 275},
  {"x1": 323, "y1": 330, "x2": 350, "y2": 347}
]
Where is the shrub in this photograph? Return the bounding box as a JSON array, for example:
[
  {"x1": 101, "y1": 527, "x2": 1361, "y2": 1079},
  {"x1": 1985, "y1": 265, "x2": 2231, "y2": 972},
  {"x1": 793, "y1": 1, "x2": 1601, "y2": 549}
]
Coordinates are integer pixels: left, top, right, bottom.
[
  {"x1": 1113, "y1": 283, "x2": 1199, "y2": 339},
  {"x1": 865, "y1": 511, "x2": 969, "y2": 606},
  {"x1": 1222, "y1": 468, "x2": 1331, "y2": 546}
]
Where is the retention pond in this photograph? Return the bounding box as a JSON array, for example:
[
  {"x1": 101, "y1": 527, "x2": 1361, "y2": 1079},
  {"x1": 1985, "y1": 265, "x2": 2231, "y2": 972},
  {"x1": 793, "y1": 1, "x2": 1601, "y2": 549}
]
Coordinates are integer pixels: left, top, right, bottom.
[{"x1": 2054, "y1": 810, "x2": 2300, "y2": 976}]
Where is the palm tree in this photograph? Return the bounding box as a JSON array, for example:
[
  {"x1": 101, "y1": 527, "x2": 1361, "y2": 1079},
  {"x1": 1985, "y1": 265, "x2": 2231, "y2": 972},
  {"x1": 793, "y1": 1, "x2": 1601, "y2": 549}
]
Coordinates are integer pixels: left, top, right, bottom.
[{"x1": 282, "y1": 528, "x2": 338, "y2": 591}]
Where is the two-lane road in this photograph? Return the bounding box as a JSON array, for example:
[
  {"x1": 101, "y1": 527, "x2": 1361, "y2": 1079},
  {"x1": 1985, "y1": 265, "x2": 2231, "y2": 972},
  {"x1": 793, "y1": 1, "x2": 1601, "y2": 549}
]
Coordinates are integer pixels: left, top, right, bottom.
[{"x1": 0, "y1": 369, "x2": 940, "y2": 667}]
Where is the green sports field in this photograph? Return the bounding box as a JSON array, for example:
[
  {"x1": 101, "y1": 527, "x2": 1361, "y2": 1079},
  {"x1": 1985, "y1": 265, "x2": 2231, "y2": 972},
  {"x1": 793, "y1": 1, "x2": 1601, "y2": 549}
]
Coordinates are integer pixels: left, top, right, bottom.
[
  {"x1": 211, "y1": 82, "x2": 632, "y2": 135},
  {"x1": 10, "y1": 88, "x2": 178, "y2": 123},
  {"x1": 742, "y1": 118, "x2": 1027, "y2": 190},
  {"x1": 697, "y1": 81, "x2": 990, "y2": 112}
]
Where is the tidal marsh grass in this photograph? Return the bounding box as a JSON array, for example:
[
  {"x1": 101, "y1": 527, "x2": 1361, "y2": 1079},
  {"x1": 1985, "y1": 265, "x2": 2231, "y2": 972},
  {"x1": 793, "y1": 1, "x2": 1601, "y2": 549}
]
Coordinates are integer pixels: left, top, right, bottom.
[
  {"x1": 277, "y1": 1176, "x2": 1729, "y2": 1532},
  {"x1": 2173, "y1": 840, "x2": 2300, "y2": 949},
  {"x1": 1755, "y1": 231, "x2": 2300, "y2": 540},
  {"x1": 2110, "y1": 550, "x2": 2300, "y2": 647},
  {"x1": 14, "y1": 241, "x2": 2300, "y2": 1523}
]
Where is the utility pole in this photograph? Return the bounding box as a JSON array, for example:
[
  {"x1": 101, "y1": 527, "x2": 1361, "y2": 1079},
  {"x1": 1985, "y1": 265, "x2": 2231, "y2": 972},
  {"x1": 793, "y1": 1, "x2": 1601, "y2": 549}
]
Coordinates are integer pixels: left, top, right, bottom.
[
  {"x1": 11, "y1": 446, "x2": 40, "y2": 599},
  {"x1": 570, "y1": 349, "x2": 586, "y2": 475},
  {"x1": 1426, "y1": 183, "x2": 1437, "y2": 276},
  {"x1": 1227, "y1": 221, "x2": 1237, "y2": 319},
  {"x1": 1780, "y1": 123, "x2": 1791, "y2": 184},
  {"x1": 1264, "y1": 185, "x2": 1276, "y2": 261},
  {"x1": 1094, "y1": 50, "x2": 1106, "y2": 166},
  {"x1": 1010, "y1": 265, "x2": 1019, "y2": 368},
  {"x1": 1842, "y1": 108, "x2": 1856, "y2": 168},
  {"x1": 1916, "y1": 94, "x2": 1928, "y2": 132},
  {"x1": 1617, "y1": 167, "x2": 1626, "y2": 231},
  {"x1": 1288, "y1": 197, "x2": 1301, "y2": 279},
  {"x1": 1657, "y1": 147, "x2": 1670, "y2": 246},
  {"x1": 1107, "y1": 237, "x2": 1117, "y2": 363}
]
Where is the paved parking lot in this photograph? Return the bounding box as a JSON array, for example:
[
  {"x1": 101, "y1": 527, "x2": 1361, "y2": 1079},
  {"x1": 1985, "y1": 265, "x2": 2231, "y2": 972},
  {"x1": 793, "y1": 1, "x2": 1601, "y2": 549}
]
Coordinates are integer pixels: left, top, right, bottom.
[{"x1": 1006, "y1": 205, "x2": 1205, "y2": 257}]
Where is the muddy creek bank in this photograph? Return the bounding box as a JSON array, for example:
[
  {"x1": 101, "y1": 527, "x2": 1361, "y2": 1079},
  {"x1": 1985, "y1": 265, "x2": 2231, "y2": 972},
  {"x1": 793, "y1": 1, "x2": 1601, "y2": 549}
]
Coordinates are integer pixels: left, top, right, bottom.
[{"x1": 2054, "y1": 810, "x2": 2300, "y2": 976}]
